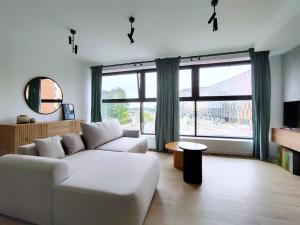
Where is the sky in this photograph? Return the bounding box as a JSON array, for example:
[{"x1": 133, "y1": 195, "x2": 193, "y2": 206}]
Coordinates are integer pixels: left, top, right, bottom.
[
  {"x1": 102, "y1": 74, "x2": 139, "y2": 98},
  {"x1": 102, "y1": 64, "x2": 251, "y2": 97},
  {"x1": 199, "y1": 65, "x2": 251, "y2": 87}
]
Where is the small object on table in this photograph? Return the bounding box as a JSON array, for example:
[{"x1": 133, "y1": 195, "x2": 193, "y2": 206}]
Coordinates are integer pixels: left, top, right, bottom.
[
  {"x1": 30, "y1": 118, "x2": 36, "y2": 123},
  {"x1": 17, "y1": 115, "x2": 30, "y2": 124},
  {"x1": 180, "y1": 142, "x2": 207, "y2": 184}
]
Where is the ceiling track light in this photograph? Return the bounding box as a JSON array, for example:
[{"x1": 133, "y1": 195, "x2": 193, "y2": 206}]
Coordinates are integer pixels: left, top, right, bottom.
[
  {"x1": 208, "y1": 0, "x2": 219, "y2": 32},
  {"x1": 213, "y1": 17, "x2": 218, "y2": 32},
  {"x1": 127, "y1": 17, "x2": 135, "y2": 44},
  {"x1": 68, "y1": 29, "x2": 78, "y2": 54}
]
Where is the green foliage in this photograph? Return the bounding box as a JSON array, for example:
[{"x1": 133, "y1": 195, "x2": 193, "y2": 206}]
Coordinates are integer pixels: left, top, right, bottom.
[
  {"x1": 102, "y1": 88, "x2": 130, "y2": 125},
  {"x1": 144, "y1": 111, "x2": 154, "y2": 123},
  {"x1": 116, "y1": 103, "x2": 130, "y2": 124},
  {"x1": 103, "y1": 87, "x2": 127, "y2": 99}
]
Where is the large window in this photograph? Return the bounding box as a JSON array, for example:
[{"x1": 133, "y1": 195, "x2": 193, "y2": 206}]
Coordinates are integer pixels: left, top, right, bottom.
[
  {"x1": 102, "y1": 71, "x2": 157, "y2": 134},
  {"x1": 179, "y1": 62, "x2": 252, "y2": 138},
  {"x1": 102, "y1": 73, "x2": 139, "y2": 99},
  {"x1": 102, "y1": 102, "x2": 140, "y2": 130},
  {"x1": 102, "y1": 61, "x2": 252, "y2": 139},
  {"x1": 179, "y1": 69, "x2": 192, "y2": 97}
]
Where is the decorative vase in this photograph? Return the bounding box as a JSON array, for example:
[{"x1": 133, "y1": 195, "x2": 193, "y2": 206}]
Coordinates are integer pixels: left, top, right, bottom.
[
  {"x1": 17, "y1": 115, "x2": 30, "y2": 124},
  {"x1": 30, "y1": 118, "x2": 36, "y2": 123}
]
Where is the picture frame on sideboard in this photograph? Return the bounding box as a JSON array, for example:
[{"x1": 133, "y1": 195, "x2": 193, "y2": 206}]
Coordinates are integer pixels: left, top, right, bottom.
[{"x1": 62, "y1": 103, "x2": 75, "y2": 120}]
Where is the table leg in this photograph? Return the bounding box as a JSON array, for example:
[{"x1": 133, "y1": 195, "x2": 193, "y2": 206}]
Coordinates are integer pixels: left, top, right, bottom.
[
  {"x1": 173, "y1": 151, "x2": 183, "y2": 170},
  {"x1": 183, "y1": 150, "x2": 203, "y2": 184}
]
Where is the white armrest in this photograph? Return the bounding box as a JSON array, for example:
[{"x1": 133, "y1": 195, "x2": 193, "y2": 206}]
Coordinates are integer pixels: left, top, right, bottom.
[
  {"x1": 123, "y1": 129, "x2": 140, "y2": 138},
  {"x1": 0, "y1": 154, "x2": 71, "y2": 225}
]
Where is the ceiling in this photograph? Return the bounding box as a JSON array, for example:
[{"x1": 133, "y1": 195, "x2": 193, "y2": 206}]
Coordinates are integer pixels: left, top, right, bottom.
[{"x1": 1, "y1": 0, "x2": 300, "y2": 65}]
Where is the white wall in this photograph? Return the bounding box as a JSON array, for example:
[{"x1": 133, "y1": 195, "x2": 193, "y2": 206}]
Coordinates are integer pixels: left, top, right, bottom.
[
  {"x1": 0, "y1": 50, "x2": 90, "y2": 123},
  {"x1": 269, "y1": 55, "x2": 283, "y2": 159},
  {"x1": 0, "y1": 5, "x2": 90, "y2": 123},
  {"x1": 282, "y1": 44, "x2": 300, "y2": 102},
  {"x1": 145, "y1": 135, "x2": 253, "y2": 156}
]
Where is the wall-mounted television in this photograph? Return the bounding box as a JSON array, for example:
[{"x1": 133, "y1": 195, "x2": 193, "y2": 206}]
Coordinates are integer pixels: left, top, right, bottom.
[{"x1": 284, "y1": 101, "x2": 300, "y2": 128}]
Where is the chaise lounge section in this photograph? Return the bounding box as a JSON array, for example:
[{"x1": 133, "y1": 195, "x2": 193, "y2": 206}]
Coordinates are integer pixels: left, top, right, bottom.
[
  {"x1": 0, "y1": 120, "x2": 159, "y2": 225},
  {"x1": 54, "y1": 150, "x2": 159, "y2": 225}
]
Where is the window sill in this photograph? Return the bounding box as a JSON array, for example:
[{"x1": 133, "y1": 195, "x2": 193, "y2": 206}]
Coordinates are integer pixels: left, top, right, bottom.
[
  {"x1": 180, "y1": 136, "x2": 252, "y2": 143},
  {"x1": 141, "y1": 134, "x2": 252, "y2": 143}
]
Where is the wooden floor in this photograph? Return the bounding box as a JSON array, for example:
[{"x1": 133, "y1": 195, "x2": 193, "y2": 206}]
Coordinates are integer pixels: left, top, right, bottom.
[
  {"x1": 1, "y1": 152, "x2": 300, "y2": 225},
  {"x1": 144, "y1": 152, "x2": 300, "y2": 225}
]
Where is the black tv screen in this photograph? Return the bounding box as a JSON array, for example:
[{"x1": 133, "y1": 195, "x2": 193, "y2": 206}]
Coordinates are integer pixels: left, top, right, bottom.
[{"x1": 284, "y1": 101, "x2": 300, "y2": 128}]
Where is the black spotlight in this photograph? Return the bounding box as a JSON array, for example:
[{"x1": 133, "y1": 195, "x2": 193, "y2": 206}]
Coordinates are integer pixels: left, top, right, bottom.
[
  {"x1": 208, "y1": 0, "x2": 219, "y2": 32},
  {"x1": 68, "y1": 29, "x2": 78, "y2": 54},
  {"x1": 74, "y1": 45, "x2": 78, "y2": 54},
  {"x1": 208, "y1": 12, "x2": 216, "y2": 24},
  {"x1": 213, "y1": 18, "x2": 218, "y2": 32},
  {"x1": 127, "y1": 17, "x2": 135, "y2": 44}
]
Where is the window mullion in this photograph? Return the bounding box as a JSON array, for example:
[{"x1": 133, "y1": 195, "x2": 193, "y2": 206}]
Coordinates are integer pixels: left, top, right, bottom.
[
  {"x1": 140, "y1": 71, "x2": 145, "y2": 133},
  {"x1": 192, "y1": 66, "x2": 199, "y2": 100},
  {"x1": 140, "y1": 71, "x2": 145, "y2": 101},
  {"x1": 140, "y1": 102, "x2": 143, "y2": 133},
  {"x1": 192, "y1": 66, "x2": 199, "y2": 136}
]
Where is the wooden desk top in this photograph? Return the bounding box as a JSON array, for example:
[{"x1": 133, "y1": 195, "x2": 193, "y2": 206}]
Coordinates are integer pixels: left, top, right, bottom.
[
  {"x1": 165, "y1": 141, "x2": 207, "y2": 152},
  {"x1": 165, "y1": 142, "x2": 183, "y2": 152},
  {"x1": 272, "y1": 128, "x2": 300, "y2": 152}
]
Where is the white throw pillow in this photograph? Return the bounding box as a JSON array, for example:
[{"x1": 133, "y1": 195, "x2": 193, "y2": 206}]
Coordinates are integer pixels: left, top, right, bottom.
[
  {"x1": 34, "y1": 136, "x2": 65, "y2": 159},
  {"x1": 81, "y1": 120, "x2": 123, "y2": 149},
  {"x1": 62, "y1": 133, "x2": 85, "y2": 155}
]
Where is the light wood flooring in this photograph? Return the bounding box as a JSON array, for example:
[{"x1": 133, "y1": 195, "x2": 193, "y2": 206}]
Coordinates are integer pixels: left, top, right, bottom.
[
  {"x1": 144, "y1": 152, "x2": 300, "y2": 225},
  {"x1": 1, "y1": 152, "x2": 300, "y2": 225}
]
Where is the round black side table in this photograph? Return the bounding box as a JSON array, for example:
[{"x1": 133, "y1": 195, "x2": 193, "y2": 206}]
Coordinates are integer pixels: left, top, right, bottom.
[{"x1": 179, "y1": 142, "x2": 207, "y2": 184}]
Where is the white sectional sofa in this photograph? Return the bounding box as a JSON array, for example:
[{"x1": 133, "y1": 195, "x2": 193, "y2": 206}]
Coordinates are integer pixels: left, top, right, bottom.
[
  {"x1": 17, "y1": 120, "x2": 148, "y2": 155},
  {"x1": 81, "y1": 121, "x2": 148, "y2": 153},
  {"x1": 0, "y1": 120, "x2": 159, "y2": 225}
]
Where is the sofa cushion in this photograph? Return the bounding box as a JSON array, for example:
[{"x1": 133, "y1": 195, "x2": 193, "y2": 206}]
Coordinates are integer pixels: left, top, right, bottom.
[
  {"x1": 17, "y1": 143, "x2": 38, "y2": 156},
  {"x1": 123, "y1": 129, "x2": 140, "y2": 138},
  {"x1": 81, "y1": 120, "x2": 123, "y2": 149},
  {"x1": 96, "y1": 137, "x2": 148, "y2": 153},
  {"x1": 53, "y1": 150, "x2": 159, "y2": 225},
  {"x1": 34, "y1": 136, "x2": 65, "y2": 159},
  {"x1": 62, "y1": 133, "x2": 85, "y2": 155}
]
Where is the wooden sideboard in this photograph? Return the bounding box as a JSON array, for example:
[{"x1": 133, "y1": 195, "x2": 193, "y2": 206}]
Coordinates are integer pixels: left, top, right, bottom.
[
  {"x1": 271, "y1": 128, "x2": 300, "y2": 152},
  {"x1": 272, "y1": 128, "x2": 300, "y2": 175},
  {"x1": 0, "y1": 120, "x2": 83, "y2": 156}
]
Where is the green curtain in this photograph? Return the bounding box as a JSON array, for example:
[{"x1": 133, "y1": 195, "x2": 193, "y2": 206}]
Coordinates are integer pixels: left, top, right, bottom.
[
  {"x1": 249, "y1": 48, "x2": 271, "y2": 161},
  {"x1": 91, "y1": 66, "x2": 103, "y2": 122},
  {"x1": 155, "y1": 57, "x2": 181, "y2": 151},
  {"x1": 28, "y1": 77, "x2": 41, "y2": 112}
]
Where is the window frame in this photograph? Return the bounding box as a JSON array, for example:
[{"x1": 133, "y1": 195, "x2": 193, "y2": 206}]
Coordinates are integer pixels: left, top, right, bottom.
[
  {"x1": 179, "y1": 60, "x2": 253, "y2": 139},
  {"x1": 102, "y1": 69, "x2": 157, "y2": 135},
  {"x1": 102, "y1": 60, "x2": 252, "y2": 139}
]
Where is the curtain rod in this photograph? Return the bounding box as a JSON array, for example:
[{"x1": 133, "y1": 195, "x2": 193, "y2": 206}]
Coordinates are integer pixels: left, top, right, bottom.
[{"x1": 101, "y1": 50, "x2": 249, "y2": 68}]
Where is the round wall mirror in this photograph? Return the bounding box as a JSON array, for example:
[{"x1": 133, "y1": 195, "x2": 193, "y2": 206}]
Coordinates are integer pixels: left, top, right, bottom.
[{"x1": 24, "y1": 77, "x2": 63, "y2": 114}]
